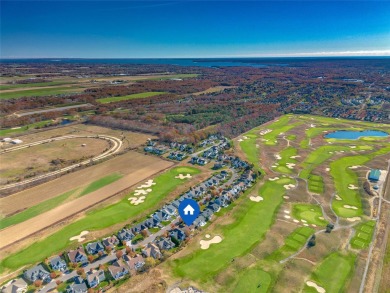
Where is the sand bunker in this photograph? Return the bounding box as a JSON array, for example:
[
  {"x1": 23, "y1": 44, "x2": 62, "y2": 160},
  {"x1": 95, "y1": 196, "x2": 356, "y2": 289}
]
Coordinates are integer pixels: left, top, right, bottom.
[
  {"x1": 284, "y1": 215, "x2": 291, "y2": 219},
  {"x1": 137, "y1": 179, "x2": 156, "y2": 189},
  {"x1": 350, "y1": 146, "x2": 356, "y2": 149},
  {"x1": 238, "y1": 139, "x2": 243, "y2": 142},
  {"x1": 344, "y1": 205, "x2": 358, "y2": 210},
  {"x1": 275, "y1": 154, "x2": 282, "y2": 160},
  {"x1": 286, "y1": 163, "x2": 296, "y2": 169},
  {"x1": 348, "y1": 165, "x2": 361, "y2": 169},
  {"x1": 335, "y1": 194, "x2": 342, "y2": 201},
  {"x1": 306, "y1": 281, "x2": 326, "y2": 293},
  {"x1": 284, "y1": 184, "x2": 296, "y2": 190},
  {"x1": 243, "y1": 136, "x2": 249, "y2": 140},
  {"x1": 250, "y1": 196, "x2": 264, "y2": 202},
  {"x1": 128, "y1": 196, "x2": 146, "y2": 205},
  {"x1": 283, "y1": 196, "x2": 290, "y2": 199},
  {"x1": 200, "y1": 235, "x2": 222, "y2": 249},
  {"x1": 348, "y1": 184, "x2": 359, "y2": 190},
  {"x1": 290, "y1": 155, "x2": 301, "y2": 159},
  {"x1": 303, "y1": 223, "x2": 309, "y2": 227},
  {"x1": 325, "y1": 168, "x2": 330, "y2": 172},
  {"x1": 293, "y1": 219, "x2": 300, "y2": 223},
  {"x1": 175, "y1": 173, "x2": 192, "y2": 179},
  {"x1": 205, "y1": 234, "x2": 211, "y2": 239},
  {"x1": 260, "y1": 129, "x2": 272, "y2": 135},
  {"x1": 319, "y1": 217, "x2": 325, "y2": 220},
  {"x1": 284, "y1": 210, "x2": 290, "y2": 214},
  {"x1": 301, "y1": 219, "x2": 307, "y2": 223},
  {"x1": 272, "y1": 165, "x2": 277, "y2": 168},
  {"x1": 134, "y1": 189, "x2": 152, "y2": 196},
  {"x1": 256, "y1": 144, "x2": 259, "y2": 148},
  {"x1": 347, "y1": 217, "x2": 361, "y2": 222},
  {"x1": 70, "y1": 231, "x2": 89, "y2": 242}
]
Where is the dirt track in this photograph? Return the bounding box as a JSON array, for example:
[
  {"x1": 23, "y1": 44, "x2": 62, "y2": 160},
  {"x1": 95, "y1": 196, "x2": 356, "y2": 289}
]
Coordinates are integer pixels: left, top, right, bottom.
[{"x1": 0, "y1": 155, "x2": 173, "y2": 250}]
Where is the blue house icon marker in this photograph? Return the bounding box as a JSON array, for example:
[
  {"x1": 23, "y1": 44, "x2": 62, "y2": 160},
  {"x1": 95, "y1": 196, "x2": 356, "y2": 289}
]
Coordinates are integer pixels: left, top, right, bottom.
[{"x1": 179, "y1": 199, "x2": 200, "y2": 226}]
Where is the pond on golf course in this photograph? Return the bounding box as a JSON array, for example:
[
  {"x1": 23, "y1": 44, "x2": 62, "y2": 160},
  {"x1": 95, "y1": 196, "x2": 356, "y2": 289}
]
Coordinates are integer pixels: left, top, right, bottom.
[{"x1": 325, "y1": 130, "x2": 389, "y2": 140}]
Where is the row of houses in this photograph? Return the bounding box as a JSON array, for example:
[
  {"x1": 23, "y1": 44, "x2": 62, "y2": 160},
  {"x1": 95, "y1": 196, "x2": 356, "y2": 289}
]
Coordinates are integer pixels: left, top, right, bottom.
[{"x1": 167, "y1": 152, "x2": 187, "y2": 161}]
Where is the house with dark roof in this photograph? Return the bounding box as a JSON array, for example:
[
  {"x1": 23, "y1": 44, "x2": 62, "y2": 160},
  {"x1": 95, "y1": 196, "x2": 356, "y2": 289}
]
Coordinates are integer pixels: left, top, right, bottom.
[
  {"x1": 66, "y1": 283, "x2": 88, "y2": 293},
  {"x1": 117, "y1": 228, "x2": 135, "y2": 242},
  {"x1": 207, "y1": 202, "x2": 221, "y2": 213},
  {"x1": 68, "y1": 247, "x2": 88, "y2": 264},
  {"x1": 86, "y1": 241, "x2": 104, "y2": 255},
  {"x1": 153, "y1": 210, "x2": 170, "y2": 222},
  {"x1": 142, "y1": 243, "x2": 162, "y2": 259},
  {"x1": 144, "y1": 218, "x2": 159, "y2": 229},
  {"x1": 108, "y1": 260, "x2": 129, "y2": 280},
  {"x1": 49, "y1": 256, "x2": 67, "y2": 271},
  {"x1": 169, "y1": 228, "x2": 186, "y2": 242},
  {"x1": 155, "y1": 237, "x2": 176, "y2": 251},
  {"x1": 1, "y1": 278, "x2": 28, "y2": 293},
  {"x1": 86, "y1": 269, "x2": 105, "y2": 288},
  {"x1": 102, "y1": 235, "x2": 119, "y2": 249},
  {"x1": 193, "y1": 215, "x2": 206, "y2": 227},
  {"x1": 132, "y1": 223, "x2": 147, "y2": 234},
  {"x1": 201, "y1": 208, "x2": 214, "y2": 221},
  {"x1": 24, "y1": 264, "x2": 50, "y2": 283},
  {"x1": 123, "y1": 254, "x2": 145, "y2": 272}
]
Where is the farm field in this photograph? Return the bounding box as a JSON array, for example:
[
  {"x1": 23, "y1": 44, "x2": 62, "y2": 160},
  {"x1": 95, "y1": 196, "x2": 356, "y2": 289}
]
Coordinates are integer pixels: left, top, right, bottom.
[
  {"x1": 97, "y1": 91, "x2": 167, "y2": 103},
  {"x1": 0, "y1": 166, "x2": 199, "y2": 272},
  {"x1": 153, "y1": 114, "x2": 390, "y2": 293},
  {"x1": 0, "y1": 86, "x2": 86, "y2": 99}
]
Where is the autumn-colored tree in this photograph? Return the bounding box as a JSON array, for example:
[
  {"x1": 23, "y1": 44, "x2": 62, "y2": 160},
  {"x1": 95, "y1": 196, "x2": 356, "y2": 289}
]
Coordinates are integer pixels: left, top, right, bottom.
[
  {"x1": 144, "y1": 257, "x2": 156, "y2": 269},
  {"x1": 34, "y1": 280, "x2": 42, "y2": 288},
  {"x1": 88, "y1": 255, "x2": 95, "y2": 263},
  {"x1": 105, "y1": 246, "x2": 112, "y2": 254},
  {"x1": 125, "y1": 246, "x2": 132, "y2": 254},
  {"x1": 116, "y1": 250, "x2": 123, "y2": 259},
  {"x1": 77, "y1": 268, "x2": 85, "y2": 276},
  {"x1": 141, "y1": 229, "x2": 148, "y2": 237},
  {"x1": 56, "y1": 280, "x2": 62, "y2": 286},
  {"x1": 50, "y1": 272, "x2": 57, "y2": 279}
]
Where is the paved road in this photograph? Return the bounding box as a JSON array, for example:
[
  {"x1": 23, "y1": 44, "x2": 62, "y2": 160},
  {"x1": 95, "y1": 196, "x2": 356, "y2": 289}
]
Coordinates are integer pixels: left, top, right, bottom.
[{"x1": 0, "y1": 134, "x2": 122, "y2": 190}]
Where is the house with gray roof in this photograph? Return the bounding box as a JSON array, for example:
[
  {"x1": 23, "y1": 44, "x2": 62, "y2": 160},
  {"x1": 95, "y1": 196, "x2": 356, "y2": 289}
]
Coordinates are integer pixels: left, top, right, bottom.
[
  {"x1": 86, "y1": 269, "x2": 105, "y2": 288},
  {"x1": 117, "y1": 228, "x2": 135, "y2": 242},
  {"x1": 169, "y1": 228, "x2": 186, "y2": 242},
  {"x1": 142, "y1": 243, "x2": 162, "y2": 259},
  {"x1": 193, "y1": 215, "x2": 206, "y2": 227},
  {"x1": 86, "y1": 241, "x2": 104, "y2": 255},
  {"x1": 68, "y1": 247, "x2": 88, "y2": 264},
  {"x1": 155, "y1": 237, "x2": 176, "y2": 251},
  {"x1": 66, "y1": 283, "x2": 88, "y2": 293},
  {"x1": 108, "y1": 260, "x2": 129, "y2": 280},
  {"x1": 123, "y1": 254, "x2": 145, "y2": 272},
  {"x1": 49, "y1": 255, "x2": 67, "y2": 271},
  {"x1": 102, "y1": 235, "x2": 119, "y2": 249},
  {"x1": 24, "y1": 264, "x2": 50, "y2": 283}
]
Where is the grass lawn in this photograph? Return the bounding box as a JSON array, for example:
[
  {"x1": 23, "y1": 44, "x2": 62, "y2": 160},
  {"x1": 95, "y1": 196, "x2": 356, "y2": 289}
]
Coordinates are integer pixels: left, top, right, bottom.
[
  {"x1": 166, "y1": 179, "x2": 287, "y2": 283},
  {"x1": 233, "y1": 269, "x2": 272, "y2": 293},
  {"x1": 0, "y1": 86, "x2": 84, "y2": 99},
  {"x1": 350, "y1": 220, "x2": 376, "y2": 249},
  {"x1": 292, "y1": 204, "x2": 328, "y2": 226},
  {"x1": 0, "y1": 167, "x2": 199, "y2": 272},
  {"x1": 273, "y1": 147, "x2": 297, "y2": 174},
  {"x1": 267, "y1": 226, "x2": 315, "y2": 262},
  {"x1": 262, "y1": 116, "x2": 302, "y2": 146},
  {"x1": 0, "y1": 81, "x2": 72, "y2": 90},
  {"x1": 239, "y1": 132, "x2": 259, "y2": 168},
  {"x1": 0, "y1": 120, "x2": 54, "y2": 137},
  {"x1": 0, "y1": 173, "x2": 123, "y2": 230},
  {"x1": 304, "y1": 252, "x2": 356, "y2": 293},
  {"x1": 96, "y1": 92, "x2": 166, "y2": 103}
]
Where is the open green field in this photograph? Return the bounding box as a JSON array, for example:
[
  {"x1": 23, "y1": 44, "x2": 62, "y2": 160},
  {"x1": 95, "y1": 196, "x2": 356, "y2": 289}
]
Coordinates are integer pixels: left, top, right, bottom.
[
  {"x1": 239, "y1": 131, "x2": 259, "y2": 168},
  {"x1": 267, "y1": 226, "x2": 315, "y2": 262},
  {"x1": 166, "y1": 178, "x2": 291, "y2": 284},
  {"x1": 262, "y1": 116, "x2": 302, "y2": 146},
  {"x1": 0, "y1": 120, "x2": 54, "y2": 137},
  {"x1": 233, "y1": 269, "x2": 272, "y2": 293},
  {"x1": 0, "y1": 86, "x2": 84, "y2": 99},
  {"x1": 292, "y1": 204, "x2": 328, "y2": 226},
  {"x1": 0, "y1": 167, "x2": 199, "y2": 272},
  {"x1": 0, "y1": 81, "x2": 72, "y2": 90},
  {"x1": 135, "y1": 73, "x2": 199, "y2": 81},
  {"x1": 0, "y1": 173, "x2": 122, "y2": 230},
  {"x1": 303, "y1": 252, "x2": 356, "y2": 293},
  {"x1": 97, "y1": 92, "x2": 167, "y2": 103},
  {"x1": 350, "y1": 220, "x2": 376, "y2": 249}
]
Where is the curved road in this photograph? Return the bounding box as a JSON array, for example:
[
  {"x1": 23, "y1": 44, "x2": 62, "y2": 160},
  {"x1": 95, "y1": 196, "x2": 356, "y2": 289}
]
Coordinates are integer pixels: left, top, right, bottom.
[{"x1": 0, "y1": 135, "x2": 122, "y2": 190}]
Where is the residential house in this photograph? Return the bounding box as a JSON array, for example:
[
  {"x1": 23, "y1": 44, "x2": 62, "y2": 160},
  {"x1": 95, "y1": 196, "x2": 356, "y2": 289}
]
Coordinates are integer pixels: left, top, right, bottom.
[
  {"x1": 207, "y1": 202, "x2": 221, "y2": 213},
  {"x1": 102, "y1": 235, "x2": 119, "y2": 249},
  {"x1": 144, "y1": 218, "x2": 159, "y2": 229},
  {"x1": 169, "y1": 228, "x2": 186, "y2": 242},
  {"x1": 86, "y1": 269, "x2": 105, "y2": 288},
  {"x1": 153, "y1": 210, "x2": 170, "y2": 222},
  {"x1": 68, "y1": 247, "x2": 88, "y2": 264},
  {"x1": 201, "y1": 208, "x2": 214, "y2": 221},
  {"x1": 66, "y1": 283, "x2": 88, "y2": 293},
  {"x1": 117, "y1": 228, "x2": 135, "y2": 243},
  {"x1": 193, "y1": 215, "x2": 206, "y2": 227},
  {"x1": 108, "y1": 260, "x2": 129, "y2": 280},
  {"x1": 24, "y1": 264, "x2": 50, "y2": 283},
  {"x1": 49, "y1": 256, "x2": 67, "y2": 271},
  {"x1": 123, "y1": 254, "x2": 145, "y2": 272},
  {"x1": 142, "y1": 243, "x2": 162, "y2": 259},
  {"x1": 1, "y1": 278, "x2": 28, "y2": 293},
  {"x1": 163, "y1": 204, "x2": 177, "y2": 216},
  {"x1": 155, "y1": 237, "x2": 176, "y2": 251},
  {"x1": 86, "y1": 241, "x2": 104, "y2": 255},
  {"x1": 132, "y1": 223, "x2": 147, "y2": 234}
]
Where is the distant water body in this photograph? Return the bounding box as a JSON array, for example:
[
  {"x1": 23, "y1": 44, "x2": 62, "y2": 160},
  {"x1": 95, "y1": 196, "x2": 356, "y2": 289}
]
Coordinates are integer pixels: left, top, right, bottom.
[
  {"x1": 325, "y1": 130, "x2": 389, "y2": 140},
  {"x1": 1, "y1": 57, "x2": 389, "y2": 68}
]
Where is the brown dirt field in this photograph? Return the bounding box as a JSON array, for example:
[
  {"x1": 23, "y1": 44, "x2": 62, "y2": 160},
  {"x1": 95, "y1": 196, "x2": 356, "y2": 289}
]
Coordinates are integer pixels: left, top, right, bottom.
[
  {"x1": 191, "y1": 86, "x2": 236, "y2": 96},
  {"x1": 0, "y1": 137, "x2": 109, "y2": 183},
  {"x1": 0, "y1": 153, "x2": 173, "y2": 250},
  {"x1": 0, "y1": 151, "x2": 161, "y2": 217}
]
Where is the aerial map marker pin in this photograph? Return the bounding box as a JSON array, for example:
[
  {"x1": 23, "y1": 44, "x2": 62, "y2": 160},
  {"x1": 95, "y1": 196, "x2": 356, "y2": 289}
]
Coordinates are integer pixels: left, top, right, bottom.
[{"x1": 179, "y1": 199, "x2": 200, "y2": 226}]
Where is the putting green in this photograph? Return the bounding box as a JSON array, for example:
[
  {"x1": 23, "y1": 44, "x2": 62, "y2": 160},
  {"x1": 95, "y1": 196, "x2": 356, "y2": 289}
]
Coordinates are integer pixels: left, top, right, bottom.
[
  {"x1": 350, "y1": 220, "x2": 376, "y2": 249},
  {"x1": 292, "y1": 204, "x2": 328, "y2": 226},
  {"x1": 233, "y1": 269, "x2": 272, "y2": 293}
]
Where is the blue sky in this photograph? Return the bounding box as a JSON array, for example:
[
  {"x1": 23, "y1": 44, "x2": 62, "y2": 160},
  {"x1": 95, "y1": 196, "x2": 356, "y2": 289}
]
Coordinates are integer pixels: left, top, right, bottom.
[{"x1": 1, "y1": 1, "x2": 389, "y2": 58}]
